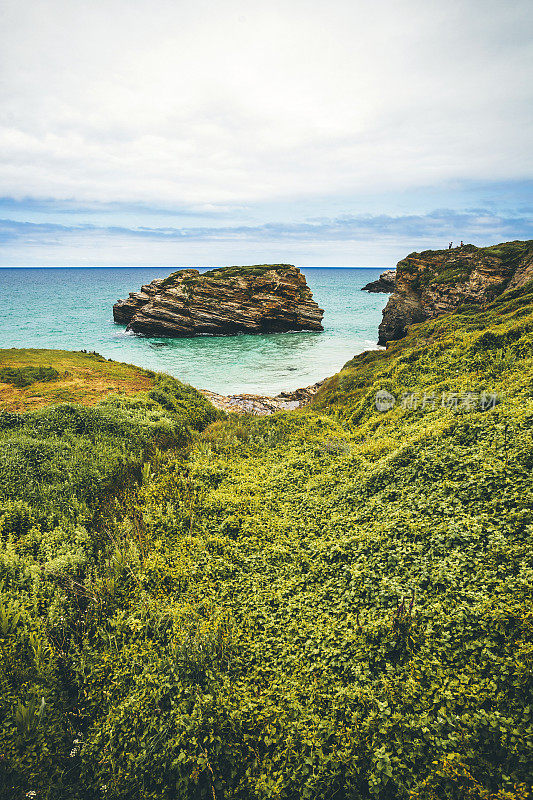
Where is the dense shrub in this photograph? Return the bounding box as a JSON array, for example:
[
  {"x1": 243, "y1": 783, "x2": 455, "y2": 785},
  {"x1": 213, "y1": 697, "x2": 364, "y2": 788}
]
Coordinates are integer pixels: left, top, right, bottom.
[
  {"x1": 0, "y1": 366, "x2": 60, "y2": 387},
  {"x1": 0, "y1": 376, "x2": 217, "y2": 798}
]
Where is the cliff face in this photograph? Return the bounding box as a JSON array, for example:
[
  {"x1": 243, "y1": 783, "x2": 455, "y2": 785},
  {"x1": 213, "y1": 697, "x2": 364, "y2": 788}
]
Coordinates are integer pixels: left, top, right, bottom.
[
  {"x1": 112, "y1": 274, "x2": 174, "y2": 324},
  {"x1": 361, "y1": 269, "x2": 396, "y2": 293},
  {"x1": 378, "y1": 240, "x2": 533, "y2": 346},
  {"x1": 113, "y1": 265, "x2": 324, "y2": 337}
]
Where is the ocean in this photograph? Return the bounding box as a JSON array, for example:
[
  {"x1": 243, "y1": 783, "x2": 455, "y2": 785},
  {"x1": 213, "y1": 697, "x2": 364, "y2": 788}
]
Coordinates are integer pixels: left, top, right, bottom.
[{"x1": 0, "y1": 267, "x2": 388, "y2": 395}]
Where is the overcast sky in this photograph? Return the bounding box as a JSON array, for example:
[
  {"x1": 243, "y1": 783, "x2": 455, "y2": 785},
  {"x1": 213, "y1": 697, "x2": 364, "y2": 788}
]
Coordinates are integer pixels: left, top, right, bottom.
[{"x1": 1, "y1": 0, "x2": 532, "y2": 265}]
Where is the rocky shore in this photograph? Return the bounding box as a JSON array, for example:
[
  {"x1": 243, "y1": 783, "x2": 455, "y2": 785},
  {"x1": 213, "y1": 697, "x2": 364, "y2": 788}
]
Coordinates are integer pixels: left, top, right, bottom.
[
  {"x1": 200, "y1": 380, "x2": 324, "y2": 415},
  {"x1": 378, "y1": 240, "x2": 533, "y2": 345},
  {"x1": 114, "y1": 264, "x2": 324, "y2": 337}
]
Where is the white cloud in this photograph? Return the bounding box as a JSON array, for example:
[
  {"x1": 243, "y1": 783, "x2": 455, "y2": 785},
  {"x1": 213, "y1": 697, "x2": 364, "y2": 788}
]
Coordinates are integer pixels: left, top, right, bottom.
[
  {"x1": 0, "y1": 0, "x2": 532, "y2": 208},
  {"x1": 1, "y1": 207, "x2": 530, "y2": 266}
]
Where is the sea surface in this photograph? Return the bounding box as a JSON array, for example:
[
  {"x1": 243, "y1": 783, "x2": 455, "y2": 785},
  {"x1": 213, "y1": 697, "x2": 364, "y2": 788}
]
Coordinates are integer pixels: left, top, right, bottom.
[{"x1": 0, "y1": 268, "x2": 388, "y2": 395}]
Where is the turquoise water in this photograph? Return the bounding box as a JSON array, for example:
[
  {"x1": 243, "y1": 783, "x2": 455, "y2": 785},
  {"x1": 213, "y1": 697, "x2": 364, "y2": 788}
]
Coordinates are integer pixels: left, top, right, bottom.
[{"x1": 0, "y1": 268, "x2": 388, "y2": 395}]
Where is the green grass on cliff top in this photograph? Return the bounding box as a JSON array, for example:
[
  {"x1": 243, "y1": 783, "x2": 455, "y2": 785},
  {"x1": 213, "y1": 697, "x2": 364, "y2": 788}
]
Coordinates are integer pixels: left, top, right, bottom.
[
  {"x1": 159, "y1": 264, "x2": 296, "y2": 289},
  {"x1": 405, "y1": 239, "x2": 533, "y2": 263},
  {"x1": 204, "y1": 264, "x2": 295, "y2": 279},
  {"x1": 395, "y1": 239, "x2": 533, "y2": 290}
]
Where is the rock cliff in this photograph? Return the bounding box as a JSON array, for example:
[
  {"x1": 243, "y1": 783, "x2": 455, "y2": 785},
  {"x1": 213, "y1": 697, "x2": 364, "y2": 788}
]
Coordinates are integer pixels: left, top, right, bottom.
[
  {"x1": 361, "y1": 269, "x2": 396, "y2": 293},
  {"x1": 113, "y1": 265, "x2": 324, "y2": 337},
  {"x1": 378, "y1": 240, "x2": 533, "y2": 346}
]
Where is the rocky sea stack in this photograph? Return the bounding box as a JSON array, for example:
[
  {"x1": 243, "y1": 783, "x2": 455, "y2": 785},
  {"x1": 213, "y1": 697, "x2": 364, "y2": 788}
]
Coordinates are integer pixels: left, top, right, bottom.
[
  {"x1": 361, "y1": 269, "x2": 396, "y2": 293},
  {"x1": 379, "y1": 240, "x2": 533, "y2": 345},
  {"x1": 114, "y1": 264, "x2": 324, "y2": 337}
]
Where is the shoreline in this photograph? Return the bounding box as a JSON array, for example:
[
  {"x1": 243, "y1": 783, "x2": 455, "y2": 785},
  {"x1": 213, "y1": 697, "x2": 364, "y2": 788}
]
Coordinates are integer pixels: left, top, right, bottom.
[{"x1": 199, "y1": 379, "x2": 325, "y2": 415}]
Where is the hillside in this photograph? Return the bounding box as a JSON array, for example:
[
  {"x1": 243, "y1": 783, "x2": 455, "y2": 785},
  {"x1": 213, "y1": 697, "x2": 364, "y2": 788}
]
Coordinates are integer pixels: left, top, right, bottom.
[
  {"x1": 0, "y1": 349, "x2": 160, "y2": 412},
  {"x1": 0, "y1": 262, "x2": 532, "y2": 799}
]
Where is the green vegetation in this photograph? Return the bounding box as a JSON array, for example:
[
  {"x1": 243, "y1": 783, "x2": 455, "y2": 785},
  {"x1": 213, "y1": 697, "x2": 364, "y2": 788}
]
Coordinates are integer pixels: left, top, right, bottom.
[
  {"x1": 482, "y1": 240, "x2": 533, "y2": 272},
  {"x1": 0, "y1": 366, "x2": 60, "y2": 388},
  {"x1": 158, "y1": 270, "x2": 197, "y2": 290},
  {"x1": 0, "y1": 279, "x2": 532, "y2": 799},
  {"x1": 204, "y1": 264, "x2": 295, "y2": 280},
  {"x1": 429, "y1": 266, "x2": 471, "y2": 285},
  {"x1": 399, "y1": 240, "x2": 533, "y2": 289},
  {"x1": 0, "y1": 367, "x2": 218, "y2": 798},
  {"x1": 0, "y1": 350, "x2": 159, "y2": 412},
  {"x1": 157, "y1": 265, "x2": 294, "y2": 292}
]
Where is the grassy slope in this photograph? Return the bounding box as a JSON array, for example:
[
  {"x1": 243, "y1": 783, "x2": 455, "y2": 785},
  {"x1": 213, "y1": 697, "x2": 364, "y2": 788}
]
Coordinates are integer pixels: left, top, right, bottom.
[
  {"x1": 1, "y1": 282, "x2": 532, "y2": 799},
  {"x1": 0, "y1": 366, "x2": 218, "y2": 798},
  {"x1": 315, "y1": 280, "x2": 533, "y2": 417},
  {"x1": 74, "y1": 285, "x2": 532, "y2": 798},
  {"x1": 0, "y1": 349, "x2": 160, "y2": 412}
]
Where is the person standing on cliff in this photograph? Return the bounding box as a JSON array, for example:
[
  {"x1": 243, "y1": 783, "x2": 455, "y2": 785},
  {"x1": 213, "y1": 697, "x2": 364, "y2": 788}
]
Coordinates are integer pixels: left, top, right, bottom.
[
  {"x1": 460, "y1": 240, "x2": 464, "y2": 248},
  {"x1": 449, "y1": 242, "x2": 453, "y2": 249}
]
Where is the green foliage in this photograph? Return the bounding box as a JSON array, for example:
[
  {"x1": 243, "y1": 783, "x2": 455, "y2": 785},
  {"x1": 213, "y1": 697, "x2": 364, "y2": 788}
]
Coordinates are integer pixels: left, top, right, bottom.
[
  {"x1": 0, "y1": 366, "x2": 60, "y2": 387},
  {"x1": 158, "y1": 269, "x2": 197, "y2": 290},
  {"x1": 397, "y1": 240, "x2": 533, "y2": 290},
  {"x1": 0, "y1": 372, "x2": 217, "y2": 798},
  {"x1": 158, "y1": 265, "x2": 294, "y2": 292},
  {"x1": 204, "y1": 264, "x2": 294, "y2": 279},
  {"x1": 483, "y1": 240, "x2": 533, "y2": 271},
  {"x1": 1, "y1": 280, "x2": 533, "y2": 798}
]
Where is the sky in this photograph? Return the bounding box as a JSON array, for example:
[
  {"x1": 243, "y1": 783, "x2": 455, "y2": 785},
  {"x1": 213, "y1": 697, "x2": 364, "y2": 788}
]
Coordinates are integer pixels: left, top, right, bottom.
[{"x1": 0, "y1": 0, "x2": 532, "y2": 266}]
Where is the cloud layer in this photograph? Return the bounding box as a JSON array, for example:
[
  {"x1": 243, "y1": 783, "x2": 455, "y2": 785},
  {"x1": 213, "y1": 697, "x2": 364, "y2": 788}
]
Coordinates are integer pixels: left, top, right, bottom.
[
  {"x1": 1, "y1": 0, "x2": 533, "y2": 205},
  {"x1": 1, "y1": 207, "x2": 530, "y2": 266},
  {"x1": 0, "y1": 0, "x2": 531, "y2": 263}
]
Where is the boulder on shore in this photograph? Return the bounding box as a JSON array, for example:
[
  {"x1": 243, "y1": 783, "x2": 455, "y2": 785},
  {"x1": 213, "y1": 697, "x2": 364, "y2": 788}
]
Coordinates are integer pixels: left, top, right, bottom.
[{"x1": 113, "y1": 265, "x2": 324, "y2": 337}]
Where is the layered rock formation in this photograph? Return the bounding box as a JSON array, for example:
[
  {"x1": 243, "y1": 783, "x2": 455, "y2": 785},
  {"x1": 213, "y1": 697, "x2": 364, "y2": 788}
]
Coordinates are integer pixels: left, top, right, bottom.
[
  {"x1": 378, "y1": 240, "x2": 533, "y2": 346},
  {"x1": 114, "y1": 265, "x2": 324, "y2": 337},
  {"x1": 361, "y1": 269, "x2": 396, "y2": 293}
]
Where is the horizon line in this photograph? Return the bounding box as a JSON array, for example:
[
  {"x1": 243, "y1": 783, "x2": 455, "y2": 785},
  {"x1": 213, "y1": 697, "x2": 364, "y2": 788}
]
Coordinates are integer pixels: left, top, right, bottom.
[{"x1": 0, "y1": 264, "x2": 389, "y2": 269}]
